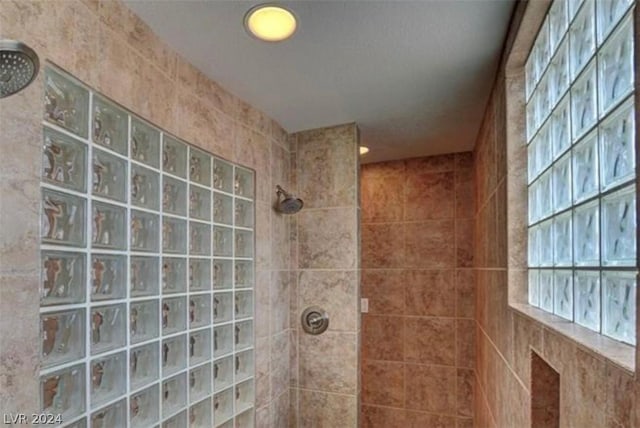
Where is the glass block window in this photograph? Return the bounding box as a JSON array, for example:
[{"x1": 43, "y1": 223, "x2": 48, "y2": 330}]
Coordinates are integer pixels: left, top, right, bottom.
[
  {"x1": 40, "y1": 65, "x2": 256, "y2": 427},
  {"x1": 526, "y1": 0, "x2": 637, "y2": 346}
]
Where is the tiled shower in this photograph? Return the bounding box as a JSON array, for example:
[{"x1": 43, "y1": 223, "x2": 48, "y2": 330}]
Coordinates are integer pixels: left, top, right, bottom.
[{"x1": 1, "y1": 0, "x2": 639, "y2": 427}]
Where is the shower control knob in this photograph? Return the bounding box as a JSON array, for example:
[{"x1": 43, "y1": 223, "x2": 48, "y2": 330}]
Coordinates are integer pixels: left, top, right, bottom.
[{"x1": 301, "y1": 306, "x2": 329, "y2": 335}]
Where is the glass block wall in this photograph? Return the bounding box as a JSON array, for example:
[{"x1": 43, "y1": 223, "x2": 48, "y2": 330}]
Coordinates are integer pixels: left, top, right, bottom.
[
  {"x1": 526, "y1": 0, "x2": 637, "y2": 345},
  {"x1": 39, "y1": 65, "x2": 256, "y2": 427}
]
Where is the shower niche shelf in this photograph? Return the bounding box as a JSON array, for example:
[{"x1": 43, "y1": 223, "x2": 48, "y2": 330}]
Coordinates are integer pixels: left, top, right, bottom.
[{"x1": 39, "y1": 64, "x2": 256, "y2": 427}]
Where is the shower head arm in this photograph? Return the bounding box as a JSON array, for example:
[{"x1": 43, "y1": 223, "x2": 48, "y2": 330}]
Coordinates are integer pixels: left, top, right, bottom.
[{"x1": 276, "y1": 185, "x2": 291, "y2": 199}]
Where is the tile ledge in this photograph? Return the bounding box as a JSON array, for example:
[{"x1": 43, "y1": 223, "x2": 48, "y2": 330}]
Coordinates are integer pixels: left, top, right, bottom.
[{"x1": 509, "y1": 302, "x2": 636, "y2": 374}]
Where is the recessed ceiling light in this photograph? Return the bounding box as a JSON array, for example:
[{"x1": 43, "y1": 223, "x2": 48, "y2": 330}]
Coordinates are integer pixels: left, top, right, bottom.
[
  {"x1": 359, "y1": 146, "x2": 370, "y2": 155},
  {"x1": 244, "y1": 4, "x2": 297, "y2": 42}
]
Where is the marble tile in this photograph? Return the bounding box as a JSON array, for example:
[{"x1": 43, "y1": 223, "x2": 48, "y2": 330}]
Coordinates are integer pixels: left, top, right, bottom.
[
  {"x1": 289, "y1": 329, "x2": 298, "y2": 387},
  {"x1": 361, "y1": 161, "x2": 405, "y2": 223},
  {"x1": 362, "y1": 315, "x2": 405, "y2": 362},
  {"x1": 456, "y1": 219, "x2": 474, "y2": 267},
  {"x1": 255, "y1": 202, "x2": 272, "y2": 271},
  {"x1": 237, "y1": 99, "x2": 271, "y2": 137},
  {"x1": 256, "y1": 404, "x2": 272, "y2": 428},
  {"x1": 271, "y1": 210, "x2": 290, "y2": 271},
  {"x1": 361, "y1": 360, "x2": 405, "y2": 407},
  {"x1": 361, "y1": 270, "x2": 405, "y2": 315},
  {"x1": 404, "y1": 220, "x2": 455, "y2": 268},
  {"x1": 405, "y1": 154, "x2": 456, "y2": 173},
  {"x1": 405, "y1": 363, "x2": 457, "y2": 414},
  {"x1": 131, "y1": 53, "x2": 176, "y2": 133},
  {"x1": 299, "y1": 332, "x2": 357, "y2": 394},
  {"x1": 256, "y1": 337, "x2": 271, "y2": 408},
  {"x1": 455, "y1": 165, "x2": 475, "y2": 219},
  {"x1": 404, "y1": 171, "x2": 455, "y2": 221},
  {"x1": 234, "y1": 125, "x2": 270, "y2": 202},
  {"x1": 457, "y1": 369, "x2": 474, "y2": 418},
  {"x1": 299, "y1": 390, "x2": 357, "y2": 428},
  {"x1": 605, "y1": 363, "x2": 636, "y2": 428},
  {"x1": 405, "y1": 317, "x2": 456, "y2": 366},
  {"x1": 289, "y1": 387, "x2": 298, "y2": 428},
  {"x1": 456, "y1": 269, "x2": 476, "y2": 318},
  {"x1": 512, "y1": 313, "x2": 542, "y2": 387},
  {"x1": 361, "y1": 405, "x2": 407, "y2": 428},
  {"x1": 361, "y1": 223, "x2": 405, "y2": 268},
  {"x1": 296, "y1": 124, "x2": 358, "y2": 208},
  {"x1": 406, "y1": 411, "x2": 458, "y2": 428},
  {"x1": 405, "y1": 269, "x2": 455, "y2": 317},
  {"x1": 271, "y1": 357, "x2": 290, "y2": 416},
  {"x1": 456, "y1": 319, "x2": 476, "y2": 369},
  {"x1": 297, "y1": 208, "x2": 357, "y2": 269},
  {"x1": 271, "y1": 271, "x2": 290, "y2": 335},
  {"x1": 255, "y1": 270, "x2": 271, "y2": 339},
  {"x1": 563, "y1": 347, "x2": 607, "y2": 427},
  {"x1": 298, "y1": 270, "x2": 357, "y2": 332}
]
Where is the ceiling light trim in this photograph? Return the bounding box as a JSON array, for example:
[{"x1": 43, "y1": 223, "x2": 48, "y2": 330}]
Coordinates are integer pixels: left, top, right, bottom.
[{"x1": 244, "y1": 3, "x2": 298, "y2": 43}]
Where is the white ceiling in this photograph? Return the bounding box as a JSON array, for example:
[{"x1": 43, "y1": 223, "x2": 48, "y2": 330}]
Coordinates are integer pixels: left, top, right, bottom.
[{"x1": 125, "y1": 0, "x2": 515, "y2": 164}]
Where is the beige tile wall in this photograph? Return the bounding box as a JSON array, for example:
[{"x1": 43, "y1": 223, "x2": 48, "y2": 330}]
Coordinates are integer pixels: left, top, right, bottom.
[
  {"x1": 474, "y1": 2, "x2": 640, "y2": 428},
  {"x1": 359, "y1": 153, "x2": 476, "y2": 428},
  {"x1": 0, "y1": 0, "x2": 294, "y2": 424},
  {"x1": 289, "y1": 123, "x2": 361, "y2": 427}
]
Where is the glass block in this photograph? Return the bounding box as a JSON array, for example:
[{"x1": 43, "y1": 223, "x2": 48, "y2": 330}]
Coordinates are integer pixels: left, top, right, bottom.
[
  {"x1": 131, "y1": 342, "x2": 159, "y2": 391},
  {"x1": 44, "y1": 67, "x2": 89, "y2": 138},
  {"x1": 190, "y1": 329, "x2": 212, "y2": 365},
  {"x1": 534, "y1": 18, "x2": 551, "y2": 80},
  {"x1": 573, "y1": 200, "x2": 600, "y2": 265},
  {"x1": 131, "y1": 256, "x2": 160, "y2": 297},
  {"x1": 131, "y1": 117, "x2": 160, "y2": 168},
  {"x1": 528, "y1": 269, "x2": 540, "y2": 306},
  {"x1": 214, "y1": 356, "x2": 234, "y2": 392},
  {"x1": 536, "y1": 72, "x2": 552, "y2": 125},
  {"x1": 235, "y1": 320, "x2": 253, "y2": 351},
  {"x1": 214, "y1": 193, "x2": 234, "y2": 225},
  {"x1": 162, "y1": 334, "x2": 187, "y2": 376},
  {"x1": 596, "y1": 0, "x2": 634, "y2": 44},
  {"x1": 236, "y1": 290, "x2": 253, "y2": 319},
  {"x1": 236, "y1": 408, "x2": 255, "y2": 428},
  {"x1": 131, "y1": 300, "x2": 160, "y2": 344},
  {"x1": 190, "y1": 222, "x2": 211, "y2": 256},
  {"x1": 213, "y1": 292, "x2": 233, "y2": 324},
  {"x1": 571, "y1": 60, "x2": 597, "y2": 140},
  {"x1": 131, "y1": 164, "x2": 160, "y2": 210},
  {"x1": 163, "y1": 217, "x2": 187, "y2": 254},
  {"x1": 235, "y1": 380, "x2": 254, "y2": 414},
  {"x1": 190, "y1": 186, "x2": 211, "y2": 221},
  {"x1": 92, "y1": 202, "x2": 126, "y2": 250},
  {"x1": 42, "y1": 188, "x2": 86, "y2": 247},
  {"x1": 528, "y1": 138, "x2": 539, "y2": 184},
  {"x1": 553, "y1": 270, "x2": 573, "y2": 320},
  {"x1": 213, "y1": 387, "x2": 234, "y2": 425},
  {"x1": 41, "y1": 309, "x2": 85, "y2": 368},
  {"x1": 602, "y1": 271, "x2": 637, "y2": 345},
  {"x1": 599, "y1": 98, "x2": 635, "y2": 189},
  {"x1": 40, "y1": 363, "x2": 85, "y2": 419},
  {"x1": 574, "y1": 270, "x2": 601, "y2": 330},
  {"x1": 536, "y1": 122, "x2": 553, "y2": 168},
  {"x1": 219, "y1": 420, "x2": 234, "y2": 428},
  {"x1": 163, "y1": 176, "x2": 187, "y2": 216},
  {"x1": 130, "y1": 384, "x2": 160, "y2": 428},
  {"x1": 525, "y1": 53, "x2": 537, "y2": 102},
  {"x1": 213, "y1": 259, "x2": 233, "y2": 290},
  {"x1": 548, "y1": 0, "x2": 568, "y2": 53},
  {"x1": 213, "y1": 226, "x2": 233, "y2": 257},
  {"x1": 539, "y1": 219, "x2": 554, "y2": 268},
  {"x1": 163, "y1": 136, "x2": 188, "y2": 178},
  {"x1": 163, "y1": 410, "x2": 187, "y2": 428},
  {"x1": 130, "y1": 210, "x2": 160, "y2": 253},
  {"x1": 190, "y1": 398, "x2": 212, "y2": 428},
  {"x1": 213, "y1": 159, "x2": 234, "y2": 193},
  {"x1": 91, "y1": 399, "x2": 126, "y2": 428},
  {"x1": 92, "y1": 148, "x2": 127, "y2": 202},
  {"x1": 235, "y1": 167, "x2": 255, "y2": 199},
  {"x1": 527, "y1": 94, "x2": 539, "y2": 141},
  {"x1": 539, "y1": 270, "x2": 554, "y2": 312},
  {"x1": 190, "y1": 363, "x2": 213, "y2": 403},
  {"x1": 528, "y1": 181, "x2": 539, "y2": 224},
  {"x1": 41, "y1": 251, "x2": 85, "y2": 305},
  {"x1": 528, "y1": 226, "x2": 540, "y2": 267},
  {"x1": 190, "y1": 259, "x2": 211, "y2": 291},
  {"x1": 568, "y1": 0, "x2": 585, "y2": 20},
  {"x1": 553, "y1": 212, "x2": 572, "y2": 265},
  {"x1": 548, "y1": 39, "x2": 570, "y2": 108},
  {"x1": 42, "y1": 127, "x2": 87, "y2": 192},
  {"x1": 235, "y1": 230, "x2": 253, "y2": 258},
  {"x1": 602, "y1": 185, "x2": 636, "y2": 266},
  {"x1": 190, "y1": 294, "x2": 212, "y2": 328},
  {"x1": 235, "y1": 199, "x2": 254, "y2": 229},
  {"x1": 91, "y1": 304, "x2": 126, "y2": 355},
  {"x1": 572, "y1": 130, "x2": 599, "y2": 202},
  {"x1": 162, "y1": 373, "x2": 187, "y2": 418},
  {"x1": 162, "y1": 257, "x2": 187, "y2": 294},
  {"x1": 236, "y1": 350, "x2": 254, "y2": 383},
  {"x1": 91, "y1": 254, "x2": 126, "y2": 301},
  {"x1": 91, "y1": 351, "x2": 126, "y2": 406},
  {"x1": 598, "y1": 16, "x2": 634, "y2": 115},
  {"x1": 569, "y1": 0, "x2": 596, "y2": 78},
  {"x1": 235, "y1": 261, "x2": 254, "y2": 288},
  {"x1": 538, "y1": 171, "x2": 553, "y2": 220},
  {"x1": 214, "y1": 324, "x2": 233, "y2": 357},
  {"x1": 92, "y1": 96, "x2": 127, "y2": 155},
  {"x1": 550, "y1": 95, "x2": 571, "y2": 157},
  {"x1": 190, "y1": 148, "x2": 212, "y2": 187},
  {"x1": 162, "y1": 297, "x2": 187, "y2": 334},
  {"x1": 552, "y1": 152, "x2": 572, "y2": 212}
]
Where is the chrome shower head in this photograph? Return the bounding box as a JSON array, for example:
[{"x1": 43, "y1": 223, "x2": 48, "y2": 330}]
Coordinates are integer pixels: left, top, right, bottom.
[
  {"x1": 276, "y1": 185, "x2": 303, "y2": 214},
  {"x1": 0, "y1": 40, "x2": 39, "y2": 99}
]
